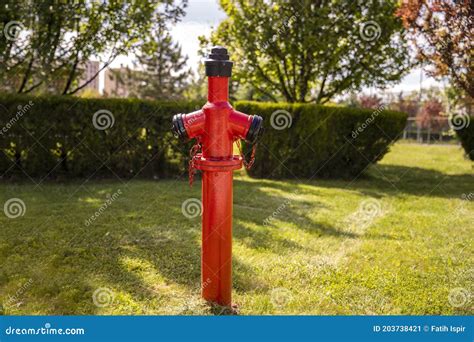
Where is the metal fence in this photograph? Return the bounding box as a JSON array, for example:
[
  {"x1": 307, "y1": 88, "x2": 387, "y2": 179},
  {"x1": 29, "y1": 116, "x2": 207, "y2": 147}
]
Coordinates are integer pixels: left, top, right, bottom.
[{"x1": 401, "y1": 117, "x2": 455, "y2": 143}]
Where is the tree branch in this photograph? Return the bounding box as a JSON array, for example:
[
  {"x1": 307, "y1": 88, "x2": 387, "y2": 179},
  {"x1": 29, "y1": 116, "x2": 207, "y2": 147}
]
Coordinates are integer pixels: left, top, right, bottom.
[{"x1": 67, "y1": 47, "x2": 123, "y2": 95}]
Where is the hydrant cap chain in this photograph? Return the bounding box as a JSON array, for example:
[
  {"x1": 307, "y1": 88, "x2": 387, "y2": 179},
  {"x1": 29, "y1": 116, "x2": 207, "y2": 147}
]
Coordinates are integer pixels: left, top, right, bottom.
[{"x1": 205, "y1": 46, "x2": 233, "y2": 77}]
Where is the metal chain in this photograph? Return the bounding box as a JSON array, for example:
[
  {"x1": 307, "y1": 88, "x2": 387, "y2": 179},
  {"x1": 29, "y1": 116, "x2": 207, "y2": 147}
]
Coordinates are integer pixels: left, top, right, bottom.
[
  {"x1": 236, "y1": 140, "x2": 257, "y2": 170},
  {"x1": 189, "y1": 140, "x2": 257, "y2": 186},
  {"x1": 188, "y1": 140, "x2": 201, "y2": 187}
]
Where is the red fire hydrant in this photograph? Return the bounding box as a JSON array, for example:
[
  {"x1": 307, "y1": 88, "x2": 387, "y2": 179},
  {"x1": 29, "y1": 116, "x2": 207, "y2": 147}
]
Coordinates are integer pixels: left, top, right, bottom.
[{"x1": 172, "y1": 46, "x2": 263, "y2": 307}]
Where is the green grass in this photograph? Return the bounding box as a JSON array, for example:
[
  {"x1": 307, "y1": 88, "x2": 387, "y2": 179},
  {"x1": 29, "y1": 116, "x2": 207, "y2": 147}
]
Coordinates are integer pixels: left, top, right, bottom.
[{"x1": 0, "y1": 142, "x2": 472, "y2": 315}]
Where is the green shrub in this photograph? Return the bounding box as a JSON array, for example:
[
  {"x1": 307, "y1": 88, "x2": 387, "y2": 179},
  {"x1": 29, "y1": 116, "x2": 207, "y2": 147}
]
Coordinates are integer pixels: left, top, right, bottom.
[
  {"x1": 453, "y1": 116, "x2": 474, "y2": 161},
  {"x1": 0, "y1": 94, "x2": 199, "y2": 179},
  {"x1": 236, "y1": 101, "x2": 407, "y2": 179},
  {"x1": 0, "y1": 95, "x2": 407, "y2": 180}
]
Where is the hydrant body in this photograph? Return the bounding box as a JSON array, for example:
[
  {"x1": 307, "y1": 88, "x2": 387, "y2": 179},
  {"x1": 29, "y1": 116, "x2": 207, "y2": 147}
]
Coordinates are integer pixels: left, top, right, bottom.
[{"x1": 172, "y1": 47, "x2": 263, "y2": 306}]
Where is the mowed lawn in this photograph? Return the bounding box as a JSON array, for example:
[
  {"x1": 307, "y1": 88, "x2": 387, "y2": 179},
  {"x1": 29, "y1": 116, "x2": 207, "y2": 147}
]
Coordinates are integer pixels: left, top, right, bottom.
[{"x1": 0, "y1": 142, "x2": 472, "y2": 315}]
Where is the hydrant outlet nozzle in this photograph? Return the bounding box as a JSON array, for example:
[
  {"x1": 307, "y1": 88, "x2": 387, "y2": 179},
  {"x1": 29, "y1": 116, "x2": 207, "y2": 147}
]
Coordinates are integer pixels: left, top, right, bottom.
[
  {"x1": 172, "y1": 113, "x2": 188, "y2": 140},
  {"x1": 246, "y1": 115, "x2": 264, "y2": 143}
]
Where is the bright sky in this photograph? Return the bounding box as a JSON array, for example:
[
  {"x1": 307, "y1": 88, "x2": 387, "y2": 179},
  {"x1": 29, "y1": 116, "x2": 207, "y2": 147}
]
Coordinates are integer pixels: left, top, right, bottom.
[{"x1": 106, "y1": 0, "x2": 442, "y2": 95}]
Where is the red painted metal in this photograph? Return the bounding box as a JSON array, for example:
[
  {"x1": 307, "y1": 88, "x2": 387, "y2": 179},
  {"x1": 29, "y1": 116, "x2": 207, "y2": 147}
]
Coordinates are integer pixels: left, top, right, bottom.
[{"x1": 172, "y1": 47, "x2": 262, "y2": 307}]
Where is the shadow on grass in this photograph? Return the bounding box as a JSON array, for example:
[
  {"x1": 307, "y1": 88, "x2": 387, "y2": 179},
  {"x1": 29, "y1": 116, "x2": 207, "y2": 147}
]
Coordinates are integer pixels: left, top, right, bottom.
[
  {"x1": 1, "y1": 181, "x2": 289, "y2": 314},
  {"x1": 369, "y1": 164, "x2": 473, "y2": 198},
  {"x1": 1, "y1": 161, "x2": 471, "y2": 314},
  {"x1": 1, "y1": 175, "x2": 360, "y2": 314},
  {"x1": 233, "y1": 179, "x2": 362, "y2": 239},
  {"x1": 245, "y1": 163, "x2": 473, "y2": 200}
]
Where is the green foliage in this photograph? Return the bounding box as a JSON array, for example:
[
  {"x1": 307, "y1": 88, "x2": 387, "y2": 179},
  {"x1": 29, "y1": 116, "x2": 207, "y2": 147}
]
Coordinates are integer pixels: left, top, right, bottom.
[
  {"x1": 397, "y1": 1, "x2": 473, "y2": 97},
  {"x1": 236, "y1": 101, "x2": 407, "y2": 179},
  {"x1": 0, "y1": 1, "x2": 186, "y2": 95},
  {"x1": 0, "y1": 94, "x2": 199, "y2": 179},
  {"x1": 0, "y1": 95, "x2": 406, "y2": 180},
  {"x1": 206, "y1": 0, "x2": 411, "y2": 103},
  {"x1": 128, "y1": 23, "x2": 192, "y2": 101},
  {"x1": 454, "y1": 118, "x2": 474, "y2": 161}
]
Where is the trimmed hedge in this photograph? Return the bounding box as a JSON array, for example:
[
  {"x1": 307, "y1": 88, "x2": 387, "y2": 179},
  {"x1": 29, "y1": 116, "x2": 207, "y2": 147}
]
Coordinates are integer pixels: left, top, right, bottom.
[
  {"x1": 237, "y1": 101, "x2": 407, "y2": 179},
  {"x1": 454, "y1": 116, "x2": 474, "y2": 161},
  {"x1": 0, "y1": 95, "x2": 407, "y2": 180},
  {"x1": 0, "y1": 94, "x2": 199, "y2": 179}
]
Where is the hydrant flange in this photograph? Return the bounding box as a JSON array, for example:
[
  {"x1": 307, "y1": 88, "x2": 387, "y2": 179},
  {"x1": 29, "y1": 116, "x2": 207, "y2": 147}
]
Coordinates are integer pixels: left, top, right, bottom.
[{"x1": 193, "y1": 154, "x2": 243, "y2": 172}]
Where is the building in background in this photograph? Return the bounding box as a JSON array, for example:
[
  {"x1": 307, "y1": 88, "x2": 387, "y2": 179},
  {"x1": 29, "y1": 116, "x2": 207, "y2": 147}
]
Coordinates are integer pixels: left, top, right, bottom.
[
  {"x1": 78, "y1": 61, "x2": 100, "y2": 94},
  {"x1": 104, "y1": 66, "x2": 131, "y2": 98}
]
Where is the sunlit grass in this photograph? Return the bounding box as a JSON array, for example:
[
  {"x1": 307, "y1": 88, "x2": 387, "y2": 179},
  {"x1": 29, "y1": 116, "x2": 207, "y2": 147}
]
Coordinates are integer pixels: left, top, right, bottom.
[{"x1": 0, "y1": 142, "x2": 472, "y2": 315}]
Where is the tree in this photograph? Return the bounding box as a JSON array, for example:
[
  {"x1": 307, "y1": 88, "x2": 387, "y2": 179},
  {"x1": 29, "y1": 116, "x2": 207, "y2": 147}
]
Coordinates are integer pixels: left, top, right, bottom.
[
  {"x1": 0, "y1": 1, "x2": 187, "y2": 95},
  {"x1": 446, "y1": 88, "x2": 473, "y2": 126},
  {"x1": 204, "y1": 0, "x2": 412, "y2": 103},
  {"x1": 397, "y1": 0, "x2": 473, "y2": 98},
  {"x1": 387, "y1": 91, "x2": 420, "y2": 117},
  {"x1": 416, "y1": 98, "x2": 447, "y2": 130},
  {"x1": 129, "y1": 23, "x2": 192, "y2": 101},
  {"x1": 357, "y1": 94, "x2": 383, "y2": 109}
]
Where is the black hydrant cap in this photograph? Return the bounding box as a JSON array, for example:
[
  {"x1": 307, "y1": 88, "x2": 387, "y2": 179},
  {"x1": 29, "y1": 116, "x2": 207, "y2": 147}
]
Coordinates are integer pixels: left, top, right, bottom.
[
  {"x1": 205, "y1": 46, "x2": 233, "y2": 77},
  {"x1": 172, "y1": 113, "x2": 188, "y2": 140},
  {"x1": 208, "y1": 46, "x2": 230, "y2": 60},
  {"x1": 246, "y1": 115, "x2": 264, "y2": 143}
]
